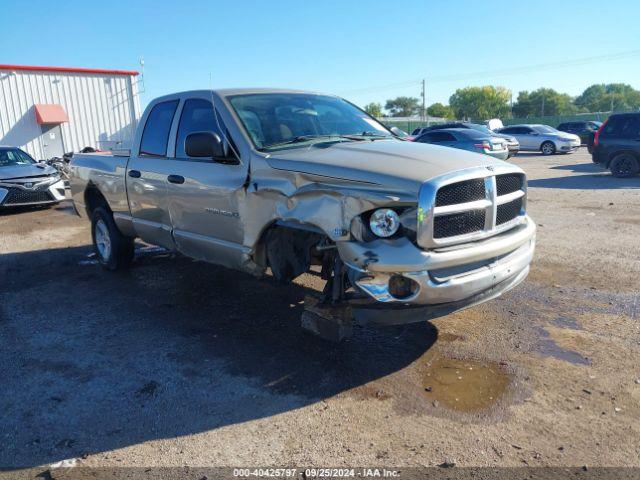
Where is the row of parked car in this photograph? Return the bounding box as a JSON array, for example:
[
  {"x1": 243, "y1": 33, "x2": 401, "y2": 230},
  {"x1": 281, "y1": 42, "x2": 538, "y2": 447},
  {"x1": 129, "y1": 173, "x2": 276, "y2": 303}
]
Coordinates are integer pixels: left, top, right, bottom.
[
  {"x1": 401, "y1": 113, "x2": 639, "y2": 178},
  {"x1": 405, "y1": 121, "x2": 582, "y2": 160}
]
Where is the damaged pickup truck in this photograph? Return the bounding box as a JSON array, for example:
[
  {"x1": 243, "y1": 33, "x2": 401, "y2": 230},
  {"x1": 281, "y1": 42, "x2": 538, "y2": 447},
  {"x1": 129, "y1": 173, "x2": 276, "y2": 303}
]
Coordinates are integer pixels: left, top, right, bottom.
[{"x1": 69, "y1": 89, "x2": 535, "y2": 339}]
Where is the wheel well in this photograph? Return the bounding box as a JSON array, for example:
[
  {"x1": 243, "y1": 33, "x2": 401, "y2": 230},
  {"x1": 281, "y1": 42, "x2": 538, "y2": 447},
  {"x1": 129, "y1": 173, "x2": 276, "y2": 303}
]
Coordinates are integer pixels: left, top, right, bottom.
[
  {"x1": 256, "y1": 223, "x2": 328, "y2": 283},
  {"x1": 540, "y1": 140, "x2": 555, "y2": 150},
  {"x1": 84, "y1": 184, "x2": 110, "y2": 217},
  {"x1": 606, "y1": 150, "x2": 639, "y2": 168}
]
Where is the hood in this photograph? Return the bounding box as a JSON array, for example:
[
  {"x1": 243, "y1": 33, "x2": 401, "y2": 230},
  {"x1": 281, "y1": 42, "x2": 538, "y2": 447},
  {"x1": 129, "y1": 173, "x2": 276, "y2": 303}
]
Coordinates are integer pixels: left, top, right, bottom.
[
  {"x1": 0, "y1": 163, "x2": 57, "y2": 180},
  {"x1": 552, "y1": 132, "x2": 580, "y2": 141},
  {"x1": 265, "y1": 139, "x2": 510, "y2": 194}
]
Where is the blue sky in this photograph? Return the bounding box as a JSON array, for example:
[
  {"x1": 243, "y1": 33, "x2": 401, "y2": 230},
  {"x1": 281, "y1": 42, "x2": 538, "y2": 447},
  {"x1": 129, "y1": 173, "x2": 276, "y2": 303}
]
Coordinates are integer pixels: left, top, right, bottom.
[{"x1": 2, "y1": 0, "x2": 639, "y2": 110}]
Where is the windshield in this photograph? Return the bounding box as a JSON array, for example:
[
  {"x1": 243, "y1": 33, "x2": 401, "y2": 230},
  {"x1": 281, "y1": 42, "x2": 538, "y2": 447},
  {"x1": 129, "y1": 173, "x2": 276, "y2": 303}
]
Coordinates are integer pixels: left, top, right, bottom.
[
  {"x1": 533, "y1": 125, "x2": 558, "y2": 134},
  {"x1": 0, "y1": 148, "x2": 36, "y2": 167},
  {"x1": 228, "y1": 93, "x2": 392, "y2": 150}
]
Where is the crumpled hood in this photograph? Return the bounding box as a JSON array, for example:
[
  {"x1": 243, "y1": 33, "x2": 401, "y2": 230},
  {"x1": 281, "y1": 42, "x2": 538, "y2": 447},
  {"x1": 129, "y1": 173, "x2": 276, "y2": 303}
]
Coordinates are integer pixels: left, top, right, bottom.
[
  {"x1": 0, "y1": 163, "x2": 57, "y2": 180},
  {"x1": 265, "y1": 139, "x2": 509, "y2": 194}
]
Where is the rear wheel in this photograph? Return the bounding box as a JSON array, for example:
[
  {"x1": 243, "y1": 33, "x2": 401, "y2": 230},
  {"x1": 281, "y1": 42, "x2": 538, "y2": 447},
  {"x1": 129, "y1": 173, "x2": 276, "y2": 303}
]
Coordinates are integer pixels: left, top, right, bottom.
[
  {"x1": 91, "y1": 207, "x2": 134, "y2": 270},
  {"x1": 610, "y1": 153, "x2": 640, "y2": 178},
  {"x1": 541, "y1": 141, "x2": 556, "y2": 155}
]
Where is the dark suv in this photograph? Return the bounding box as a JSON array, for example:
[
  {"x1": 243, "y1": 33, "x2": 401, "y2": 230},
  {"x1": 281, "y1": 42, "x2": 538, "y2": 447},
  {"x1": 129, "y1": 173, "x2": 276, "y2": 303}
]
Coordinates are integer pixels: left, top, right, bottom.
[
  {"x1": 557, "y1": 121, "x2": 602, "y2": 150},
  {"x1": 591, "y1": 113, "x2": 640, "y2": 177}
]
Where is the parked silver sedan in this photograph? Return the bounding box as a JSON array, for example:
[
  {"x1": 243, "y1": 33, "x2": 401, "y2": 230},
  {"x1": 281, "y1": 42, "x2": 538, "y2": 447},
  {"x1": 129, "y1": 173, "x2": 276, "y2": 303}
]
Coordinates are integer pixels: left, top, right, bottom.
[
  {"x1": 496, "y1": 124, "x2": 580, "y2": 155},
  {"x1": 0, "y1": 146, "x2": 66, "y2": 208}
]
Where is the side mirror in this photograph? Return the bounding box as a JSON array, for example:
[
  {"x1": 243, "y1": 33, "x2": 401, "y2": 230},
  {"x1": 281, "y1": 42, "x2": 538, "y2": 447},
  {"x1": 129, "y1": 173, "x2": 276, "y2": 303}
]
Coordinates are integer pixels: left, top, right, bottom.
[
  {"x1": 389, "y1": 126, "x2": 406, "y2": 138},
  {"x1": 185, "y1": 131, "x2": 225, "y2": 159}
]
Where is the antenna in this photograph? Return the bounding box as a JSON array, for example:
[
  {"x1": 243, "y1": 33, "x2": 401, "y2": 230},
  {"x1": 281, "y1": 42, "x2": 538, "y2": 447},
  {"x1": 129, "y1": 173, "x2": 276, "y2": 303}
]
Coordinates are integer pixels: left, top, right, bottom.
[{"x1": 137, "y1": 56, "x2": 146, "y2": 94}]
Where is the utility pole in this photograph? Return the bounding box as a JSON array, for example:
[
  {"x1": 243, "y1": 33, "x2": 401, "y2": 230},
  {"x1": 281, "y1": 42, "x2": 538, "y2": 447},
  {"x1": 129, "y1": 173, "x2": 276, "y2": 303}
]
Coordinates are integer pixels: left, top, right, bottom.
[
  {"x1": 421, "y1": 78, "x2": 426, "y2": 125},
  {"x1": 541, "y1": 94, "x2": 545, "y2": 118}
]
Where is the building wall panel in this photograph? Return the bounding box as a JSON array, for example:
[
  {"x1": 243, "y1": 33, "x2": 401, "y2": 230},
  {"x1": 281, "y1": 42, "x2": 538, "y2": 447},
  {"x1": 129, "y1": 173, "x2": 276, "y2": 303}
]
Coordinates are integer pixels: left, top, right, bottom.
[{"x1": 0, "y1": 68, "x2": 141, "y2": 158}]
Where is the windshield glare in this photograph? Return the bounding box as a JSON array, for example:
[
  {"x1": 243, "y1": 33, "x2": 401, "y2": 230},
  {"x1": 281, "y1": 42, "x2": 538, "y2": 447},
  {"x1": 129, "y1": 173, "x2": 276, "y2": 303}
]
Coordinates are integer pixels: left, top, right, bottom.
[
  {"x1": 0, "y1": 148, "x2": 36, "y2": 167},
  {"x1": 229, "y1": 93, "x2": 391, "y2": 150}
]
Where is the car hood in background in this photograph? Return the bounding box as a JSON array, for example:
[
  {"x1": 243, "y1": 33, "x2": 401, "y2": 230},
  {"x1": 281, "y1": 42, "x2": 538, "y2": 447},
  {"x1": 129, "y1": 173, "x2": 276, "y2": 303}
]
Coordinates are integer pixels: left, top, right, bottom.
[
  {"x1": 492, "y1": 133, "x2": 519, "y2": 144},
  {"x1": 265, "y1": 139, "x2": 508, "y2": 194},
  {"x1": 551, "y1": 132, "x2": 580, "y2": 141},
  {"x1": 0, "y1": 163, "x2": 57, "y2": 180}
]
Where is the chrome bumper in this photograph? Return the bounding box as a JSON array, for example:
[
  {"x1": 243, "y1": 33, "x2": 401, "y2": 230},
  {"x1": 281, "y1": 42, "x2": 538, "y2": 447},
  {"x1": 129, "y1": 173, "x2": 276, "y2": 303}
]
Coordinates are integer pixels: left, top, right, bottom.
[{"x1": 338, "y1": 216, "x2": 536, "y2": 307}]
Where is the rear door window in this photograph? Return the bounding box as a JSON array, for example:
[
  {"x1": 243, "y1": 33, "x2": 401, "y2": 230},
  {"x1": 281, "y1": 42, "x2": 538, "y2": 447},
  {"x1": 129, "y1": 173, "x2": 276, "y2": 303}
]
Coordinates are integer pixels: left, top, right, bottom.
[
  {"x1": 423, "y1": 131, "x2": 455, "y2": 142},
  {"x1": 603, "y1": 116, "x2": 640, "y2": 138},
  {"x1": 139, "y1": 100, "x2": 179, "y2": 157}
]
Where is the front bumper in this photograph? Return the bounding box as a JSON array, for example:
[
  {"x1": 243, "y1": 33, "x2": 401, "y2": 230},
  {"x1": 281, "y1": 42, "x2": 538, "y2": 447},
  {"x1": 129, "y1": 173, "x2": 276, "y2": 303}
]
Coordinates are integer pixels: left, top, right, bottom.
[
  {"x1": 339, "y1": 216, "x2": 536, "y2": 312},
  {"x1": 0, "y1": 179, "x2": 66, "y2": 207},
  {"x1": 558, "y1": 141, "x2": 580, "y2": 152}
]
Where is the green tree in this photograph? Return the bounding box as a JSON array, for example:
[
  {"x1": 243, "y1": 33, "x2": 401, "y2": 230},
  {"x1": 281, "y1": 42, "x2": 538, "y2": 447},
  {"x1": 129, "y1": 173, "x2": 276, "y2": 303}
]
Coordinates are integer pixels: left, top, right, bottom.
[
  {"x1": 426, "y1": 102, "x2": 453, "y2": 119},
  {"x1": 363, "y1": 102, "x2": 383, "y2": 118},
  {"x1": 512, "y1": 88, "x2": 577, "y2": 117},
  {"x1": 384, "y1": 96, "x2": 421, "y2": 117},
  {"x1": 574, "y1": 83, "x2": 640, "y2": 112},
  {"x1": 449, "y1": 86, "x2": 511, "y2": 121}
]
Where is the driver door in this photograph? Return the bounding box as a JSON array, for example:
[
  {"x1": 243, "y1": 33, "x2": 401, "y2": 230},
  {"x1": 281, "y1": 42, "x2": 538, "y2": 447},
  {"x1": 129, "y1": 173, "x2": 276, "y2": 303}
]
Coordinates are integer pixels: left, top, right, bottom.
[{"x1": 164, "y1": 96, "x2": 249, "y2": 270}]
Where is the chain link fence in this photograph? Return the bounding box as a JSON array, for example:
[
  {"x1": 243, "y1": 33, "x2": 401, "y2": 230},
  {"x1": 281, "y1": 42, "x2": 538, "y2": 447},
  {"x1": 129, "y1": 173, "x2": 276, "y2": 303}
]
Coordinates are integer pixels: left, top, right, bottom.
[{"x1": 382, "y1": 109, "x2": 638, "y2": 133}]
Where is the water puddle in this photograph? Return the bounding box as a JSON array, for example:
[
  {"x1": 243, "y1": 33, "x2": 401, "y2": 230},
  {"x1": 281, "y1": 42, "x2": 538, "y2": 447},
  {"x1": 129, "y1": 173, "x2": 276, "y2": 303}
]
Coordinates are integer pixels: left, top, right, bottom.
[{"x1": 422, "y1": 357, "x2": 511, "y2": 412}]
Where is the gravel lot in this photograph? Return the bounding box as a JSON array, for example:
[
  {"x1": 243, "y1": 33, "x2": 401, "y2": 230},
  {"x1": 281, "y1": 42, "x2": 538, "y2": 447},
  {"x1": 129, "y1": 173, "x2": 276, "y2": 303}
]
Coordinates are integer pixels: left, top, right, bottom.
[{"x1": 1, "y1": 149, "x2": 639, "y2": 475}]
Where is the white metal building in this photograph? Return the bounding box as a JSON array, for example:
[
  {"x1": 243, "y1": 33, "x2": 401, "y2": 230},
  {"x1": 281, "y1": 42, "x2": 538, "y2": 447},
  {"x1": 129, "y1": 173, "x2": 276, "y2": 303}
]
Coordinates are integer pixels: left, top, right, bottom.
[{"x1": 0, "y1": 64, "x2": 141, "y2": 159}]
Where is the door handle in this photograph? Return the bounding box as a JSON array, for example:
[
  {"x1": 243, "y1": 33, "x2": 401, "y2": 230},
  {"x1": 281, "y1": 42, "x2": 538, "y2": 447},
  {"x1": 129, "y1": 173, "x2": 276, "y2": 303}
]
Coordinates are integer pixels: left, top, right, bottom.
[
  {"x1": 128, "y1": 170, "x2": 141, "y2": 178},
  {"x1": 167, "y1": 174, "x2": 185, "y2": 184}
]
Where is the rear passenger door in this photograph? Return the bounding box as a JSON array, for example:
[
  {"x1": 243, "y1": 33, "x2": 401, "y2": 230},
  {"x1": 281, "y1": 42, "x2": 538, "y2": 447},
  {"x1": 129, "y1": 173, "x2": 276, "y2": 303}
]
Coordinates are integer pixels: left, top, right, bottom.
[
  {"x1": 515, "y1": 127, "x2": 537, "y2": 150},
  {"x1": 164, "y1": 95, "x2": 249, "y2": 270},
  {"x1": 126, "y1": 98, "x2": 180, "y2": 250}
]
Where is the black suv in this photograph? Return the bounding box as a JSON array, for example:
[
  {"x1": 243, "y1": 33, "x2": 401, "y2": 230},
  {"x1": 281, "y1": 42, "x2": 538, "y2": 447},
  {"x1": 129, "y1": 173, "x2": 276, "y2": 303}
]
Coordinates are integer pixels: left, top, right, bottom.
[
  {"x1": 591, "y1": 113, "x2": 640, "y2": 177},
  {"x1": 557, "y1": 121, "x2": 602, "y2": 150}
]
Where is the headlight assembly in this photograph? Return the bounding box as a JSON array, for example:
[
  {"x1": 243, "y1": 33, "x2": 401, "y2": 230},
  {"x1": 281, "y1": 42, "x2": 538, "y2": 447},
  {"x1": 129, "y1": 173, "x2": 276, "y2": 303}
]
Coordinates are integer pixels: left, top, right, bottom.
[{"x1": 369, "y1": 208, "x2": 400, "y2": 238}]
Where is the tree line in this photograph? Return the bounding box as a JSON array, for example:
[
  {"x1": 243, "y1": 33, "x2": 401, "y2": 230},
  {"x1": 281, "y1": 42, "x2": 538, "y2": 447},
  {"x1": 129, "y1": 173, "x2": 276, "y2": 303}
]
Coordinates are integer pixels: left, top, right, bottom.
[{"x1": 362, "y1": 83, "x2": 640, "y2": 121}]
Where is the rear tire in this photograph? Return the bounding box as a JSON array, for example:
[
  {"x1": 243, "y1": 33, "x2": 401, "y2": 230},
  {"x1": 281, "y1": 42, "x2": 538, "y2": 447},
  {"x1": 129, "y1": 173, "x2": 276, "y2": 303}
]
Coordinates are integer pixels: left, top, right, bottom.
[
  {"x1": 610, "y1": 153, "x2": 640, "y2": 178},
  {"x1": 91, "y1": 207, "x2": 134, "y2": 270},
  {"x1": 541, "y1": 141, "x2": 556, "y2": 155}
]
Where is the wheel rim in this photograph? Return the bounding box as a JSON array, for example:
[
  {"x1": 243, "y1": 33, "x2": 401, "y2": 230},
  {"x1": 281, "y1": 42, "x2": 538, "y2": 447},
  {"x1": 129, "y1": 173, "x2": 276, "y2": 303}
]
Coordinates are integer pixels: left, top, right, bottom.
[
  {"x1": 615, "y1": 156, "x2": 634, "y2": 175},
  {"x1": 94, "y1": 219, "x2": 111, "y2": 261},
  {"x1": 542, "y1": 143, "x2": 554, "y2": 154}
]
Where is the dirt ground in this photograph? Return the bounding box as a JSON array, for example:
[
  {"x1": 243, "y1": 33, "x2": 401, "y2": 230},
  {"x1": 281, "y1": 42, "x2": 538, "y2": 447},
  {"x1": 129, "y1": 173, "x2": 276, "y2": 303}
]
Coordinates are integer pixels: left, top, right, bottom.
[{"x1": 1, "y1": 149, "x2": 639, "y2": 474}]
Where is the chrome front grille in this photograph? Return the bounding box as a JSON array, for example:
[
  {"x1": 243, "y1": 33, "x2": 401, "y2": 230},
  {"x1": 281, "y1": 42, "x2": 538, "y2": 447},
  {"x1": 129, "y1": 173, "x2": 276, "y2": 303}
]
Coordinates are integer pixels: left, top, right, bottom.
[
  {"x1": 418, "y1": 166, "x2": 527, "y2": 248},
  {"x1": 435, "y1": 178, "x2": 485, "y2": 206}
]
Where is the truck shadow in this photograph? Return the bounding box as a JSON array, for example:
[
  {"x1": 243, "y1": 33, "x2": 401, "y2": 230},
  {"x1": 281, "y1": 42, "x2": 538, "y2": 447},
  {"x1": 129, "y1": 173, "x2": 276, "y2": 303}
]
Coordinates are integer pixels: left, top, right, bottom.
[{"x1": 0, "y1": 244, "x2": 438, "y2": 468}]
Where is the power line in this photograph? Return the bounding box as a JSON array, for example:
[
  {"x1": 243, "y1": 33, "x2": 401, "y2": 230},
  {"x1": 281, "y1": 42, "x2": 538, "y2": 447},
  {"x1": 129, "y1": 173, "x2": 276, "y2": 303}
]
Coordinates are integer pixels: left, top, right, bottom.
[{"x1": 338, "y1": 50, "x2": 640, "y2": 95}]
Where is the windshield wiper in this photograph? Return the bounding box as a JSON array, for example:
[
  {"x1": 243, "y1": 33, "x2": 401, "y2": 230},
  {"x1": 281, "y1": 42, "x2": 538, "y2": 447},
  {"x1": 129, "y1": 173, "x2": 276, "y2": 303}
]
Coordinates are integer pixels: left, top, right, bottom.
[
  {"x1": 260, "y1": 135, "x2": 343, "y2": 150},
  {"x1": 340, "y1": 131, "x2": 391, "y2": 141},
  {"x1": 260, "y1": 134, "x2": 370, "y2": 151}
]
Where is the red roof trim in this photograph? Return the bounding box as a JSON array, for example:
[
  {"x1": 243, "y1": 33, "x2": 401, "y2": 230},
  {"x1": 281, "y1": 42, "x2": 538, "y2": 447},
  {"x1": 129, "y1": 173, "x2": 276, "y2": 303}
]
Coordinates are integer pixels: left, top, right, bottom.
[{"x1": 0, "y1": 64, "x2": 139, "y2": 76}]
